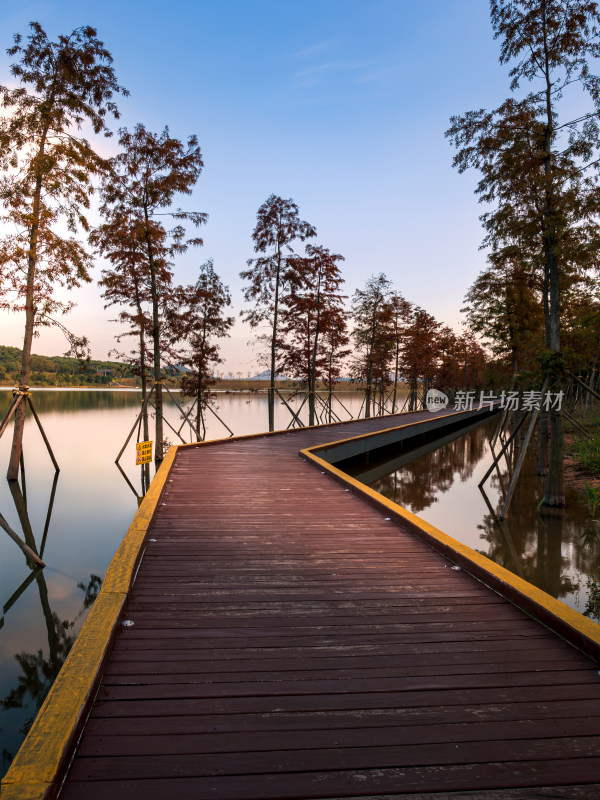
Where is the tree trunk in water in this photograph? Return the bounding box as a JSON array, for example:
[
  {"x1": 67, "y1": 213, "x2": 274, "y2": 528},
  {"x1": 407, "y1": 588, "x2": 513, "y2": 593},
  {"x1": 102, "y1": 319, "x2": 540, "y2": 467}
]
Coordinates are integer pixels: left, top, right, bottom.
[
  {"x1": 138, "y1": 313, "x2": 151, "y2": 493},
  {"x1": 7, "y1": 182, "x2": 44, "y2": 480},
  {"x1": 308, "y1": 388, "x2": 315, "y2": 427},
  {"x1": 134, "y1": 271, "x2": 150, "y2": 446},
  {"x1": 7, "y1": 314, "x2": 34, "y2": 481},
  {"x1": 541, "y1": 5, "x2": 565, "y2": 508},
  {"x1": 139, "y1": 324, "x2": 149, "y2": 444},
  {"x1": 544, "y1": 403, "x2": 564, "y2": 505},
  {"x1": 309, "y1": 341, "x2": 316, "y2": 428},
  {"x1": 269, "y1": 249, "x2": 282, "y2": 433},
  {"x1": 152, "y1": 302, "x2": 164, "y2": 462},
  {"x1": 196, "y1": 387, "x2": 201, "y2": 441},
  {"x1": 365, "y1": 316, "x2": 376, "y2": 419},
  {"x1": 309, "y1": 302, "x2": 321, "y2": 428},
  {"x1": 544, "y1": 205, "x2": 563, "y2": 503},
  {"x1": 542, "y1": 223, "x2": 564, "y2": 505},
  {"x1": 392, "y1": 339, "x2": 400, "y2": 412},
  {"x1": 584, "y1": 336, "x2": 599, "y2": 417},
  {"x1": 537, "y1": 409, "x2": 549, "y2": 476},
  {"x1": 8, "y1": 118, "x2": 51, "y2": 480},
  {"x1": 144, "y1": 209, "x2": 163, "y2": 462}
]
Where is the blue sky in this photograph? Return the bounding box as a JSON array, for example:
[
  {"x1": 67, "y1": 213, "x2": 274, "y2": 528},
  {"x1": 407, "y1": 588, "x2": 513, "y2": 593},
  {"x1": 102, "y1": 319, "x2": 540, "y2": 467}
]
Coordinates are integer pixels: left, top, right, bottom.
[{"x1": 0, "y1": 1, "x2": 511, "y2": 373}]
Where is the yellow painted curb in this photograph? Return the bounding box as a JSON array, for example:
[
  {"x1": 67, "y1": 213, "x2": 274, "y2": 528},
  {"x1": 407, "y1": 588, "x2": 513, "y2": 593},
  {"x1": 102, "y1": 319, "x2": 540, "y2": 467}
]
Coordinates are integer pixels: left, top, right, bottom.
[
  {"x1": 1, "y1": 446, "x2": 179, "y2": 800},
  {"x1": 301, "y1": 446, "x2": 600, "y2": 660},
  {"x1": 103, "y1": 445, "x2": 177, "y2": 594},
  {"x1": 0, "y1": 782, "x2": 53, "y2": 800}
]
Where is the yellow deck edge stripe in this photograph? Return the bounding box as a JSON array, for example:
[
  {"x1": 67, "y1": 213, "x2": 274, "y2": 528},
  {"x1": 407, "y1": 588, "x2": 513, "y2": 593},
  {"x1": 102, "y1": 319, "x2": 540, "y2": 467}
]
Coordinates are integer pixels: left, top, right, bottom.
[
  {"x1": 1, "y1": 445, "x2": 178, "y2": 800},
  {"x1": 300, "y1": 446, "x2": 600, "y2": 656},
  {"x1": 102, "y1": 445, "x2": 177, "y2": 594}
]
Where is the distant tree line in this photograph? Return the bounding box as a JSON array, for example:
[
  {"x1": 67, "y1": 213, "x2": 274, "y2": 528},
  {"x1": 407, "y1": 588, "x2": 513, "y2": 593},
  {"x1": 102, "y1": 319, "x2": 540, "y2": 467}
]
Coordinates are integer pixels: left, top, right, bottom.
[{"x1": 0, "y1": 346, "x2": 135, "y2": 386}]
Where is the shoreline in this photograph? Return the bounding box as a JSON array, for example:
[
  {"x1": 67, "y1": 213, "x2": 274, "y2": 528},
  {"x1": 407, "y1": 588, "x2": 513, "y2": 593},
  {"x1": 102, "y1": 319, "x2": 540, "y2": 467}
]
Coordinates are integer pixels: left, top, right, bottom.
[{"x1": 0, "y1": 382, "x2": 372, "y2": 393}]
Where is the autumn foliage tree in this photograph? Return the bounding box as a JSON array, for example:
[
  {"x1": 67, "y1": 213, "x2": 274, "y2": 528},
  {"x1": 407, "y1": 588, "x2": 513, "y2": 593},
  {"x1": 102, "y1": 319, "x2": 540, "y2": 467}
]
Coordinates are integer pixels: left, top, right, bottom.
[
  {"x1": 0, "y1": 22, "x2": 126, "y2": 479},
  {"x1": 241, "y1": 195, "x2": 316, "y2": 431},
  {"x1": 350, "y1": 274, "x2": 394, "y2": 418},
  {"x1": 280, "y1": 244, "x2": 346, "y2": 425},
  {"x1": 462, "y1": 258, "x2": 544, "y2": 376},
  {"x1": 388, "y1": 293, "x2": 412, "y2": 411},
  {"x1": 454, "y1": 331, "x2": 488, "y2": 390},
  {"x1": 320, "y1": 309, "x2": 351, "y2": 418},
  {"x1": 400, "y1": 307, "x2": 441, "y2": 408},
  {"x1": 174, "y1": 260, "x2": 234, "y2": 440},
  {"x1": 97, "y1": 125, "x2": 205, "y2": 460},
  {"x1": 92, "y1": 212, "x2": 167, "y2": 443}
]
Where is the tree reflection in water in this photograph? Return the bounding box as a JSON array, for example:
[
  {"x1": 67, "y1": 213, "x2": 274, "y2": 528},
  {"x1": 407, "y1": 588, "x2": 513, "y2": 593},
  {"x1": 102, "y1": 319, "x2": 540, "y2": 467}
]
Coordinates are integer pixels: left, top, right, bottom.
[
  {"x1": 0, "y1": 473, "x2": 102, "y2": 773},
  {"x1": 367, "y1": 418, "x2": 600, "y2": 621},
  {"x1": 373, "y1": 431, "x2": 486, "y2": 514},
  {"x1": 1, "y1": 574, "x2": 100, "y2": 730}
]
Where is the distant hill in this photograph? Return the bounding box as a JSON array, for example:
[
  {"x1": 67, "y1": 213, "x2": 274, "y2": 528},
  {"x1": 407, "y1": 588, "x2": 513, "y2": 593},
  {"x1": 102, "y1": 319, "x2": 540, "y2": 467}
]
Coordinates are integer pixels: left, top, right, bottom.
[
  {"x1": 249, "y1": 369, "x2": 291, "y2": 381},
  {"x1": 0, "y1": 345, "x2": 136, "y2": 387}
]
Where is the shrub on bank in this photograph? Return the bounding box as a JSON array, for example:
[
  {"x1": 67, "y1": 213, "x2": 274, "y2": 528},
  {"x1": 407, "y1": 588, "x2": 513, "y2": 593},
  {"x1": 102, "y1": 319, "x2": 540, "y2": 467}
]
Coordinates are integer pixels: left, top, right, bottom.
[{"x1": 578, "y1": 434, "x2": 600, "y2": 474}]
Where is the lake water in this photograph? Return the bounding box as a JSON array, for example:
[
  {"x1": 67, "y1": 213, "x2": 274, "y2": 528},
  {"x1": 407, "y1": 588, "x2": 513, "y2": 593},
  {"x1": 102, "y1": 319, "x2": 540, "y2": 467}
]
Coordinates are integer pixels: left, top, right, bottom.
[
  {"x1": 0, "y1": 387, "x2": 367, "y2": 774},
  {"x1": 344, "y1": 416, "x2": 600, "y2": 625}
]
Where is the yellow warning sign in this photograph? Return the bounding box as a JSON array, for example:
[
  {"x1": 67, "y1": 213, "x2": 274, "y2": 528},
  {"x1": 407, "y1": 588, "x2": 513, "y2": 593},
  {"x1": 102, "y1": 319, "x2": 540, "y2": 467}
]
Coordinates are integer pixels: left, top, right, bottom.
[{"x1": 136, "y1": 440, "x2": 153, "y2": 465}]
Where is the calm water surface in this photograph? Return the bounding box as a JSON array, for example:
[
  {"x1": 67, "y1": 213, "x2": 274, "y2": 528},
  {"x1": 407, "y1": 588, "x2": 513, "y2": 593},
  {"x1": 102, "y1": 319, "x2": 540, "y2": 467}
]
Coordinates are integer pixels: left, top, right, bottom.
[
  {"x1": 0, "y1": 388, "x2": 365, "y2": 775},
  {"x1": 347, "y1": 416, "x2": 600, "y2": 624}
]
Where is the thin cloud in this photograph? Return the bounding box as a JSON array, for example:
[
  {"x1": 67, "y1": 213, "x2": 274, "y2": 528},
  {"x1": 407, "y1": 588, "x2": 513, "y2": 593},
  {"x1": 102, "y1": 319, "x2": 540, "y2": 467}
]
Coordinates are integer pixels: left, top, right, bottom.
[
  {"x1": 292, "y1": 40, "x2": 335, "y2": 59},
  {"x1": 357, "y1": 65, "x2": 404, "y2": 85},
  {"x1": 295, "y1": 60, "x2": 368, "y2": 79}
]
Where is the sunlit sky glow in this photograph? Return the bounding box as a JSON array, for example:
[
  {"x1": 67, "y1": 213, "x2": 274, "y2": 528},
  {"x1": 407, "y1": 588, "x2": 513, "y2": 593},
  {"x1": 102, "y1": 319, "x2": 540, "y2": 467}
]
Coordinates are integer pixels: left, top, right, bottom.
[{"x1": 1, "y1": 1, "x2": 517, "y2": 372}]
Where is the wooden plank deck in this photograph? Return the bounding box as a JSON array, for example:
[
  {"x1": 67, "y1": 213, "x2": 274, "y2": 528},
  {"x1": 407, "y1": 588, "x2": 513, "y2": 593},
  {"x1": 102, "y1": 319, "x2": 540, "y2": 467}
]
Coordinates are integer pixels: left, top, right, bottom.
[{"x1": 60, "y1": 410, "x2": 600, "y2": 800}]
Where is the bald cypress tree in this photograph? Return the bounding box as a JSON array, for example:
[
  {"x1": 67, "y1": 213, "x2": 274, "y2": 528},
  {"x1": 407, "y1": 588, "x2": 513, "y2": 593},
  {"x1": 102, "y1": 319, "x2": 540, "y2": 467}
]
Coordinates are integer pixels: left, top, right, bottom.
[
  {"x1": 280, "y1": 244, "x2": 346, "y2": 425},
  {"x1": 350, "y1": 274, "x2": 393, "y2": 418},
  {"x1": 97, "y1": 125, "x2": 205, "y2": 461},
  {"x1": 241, "y1": 195, "x2": 316, "y2": 431},
  {"x1": 448, "y1": 1, "x2": 600, "y2": 506},
  {"x1": 493, "y1": 0, "x2": 600, "y2": 504},
  {"x1": 0, "y1": 22, "x2": 127, "y2": 479}
]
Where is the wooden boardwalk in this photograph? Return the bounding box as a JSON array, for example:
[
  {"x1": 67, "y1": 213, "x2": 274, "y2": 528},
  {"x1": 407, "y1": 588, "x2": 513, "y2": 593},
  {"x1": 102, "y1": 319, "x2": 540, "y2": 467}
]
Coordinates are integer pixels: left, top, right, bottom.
[{"x1": 57, "y1": 410, "x2": 600, "y2": 799}]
